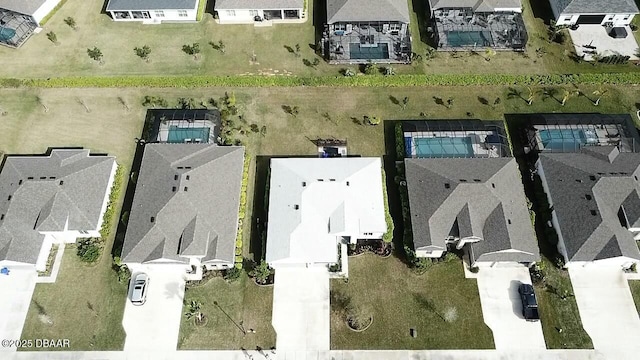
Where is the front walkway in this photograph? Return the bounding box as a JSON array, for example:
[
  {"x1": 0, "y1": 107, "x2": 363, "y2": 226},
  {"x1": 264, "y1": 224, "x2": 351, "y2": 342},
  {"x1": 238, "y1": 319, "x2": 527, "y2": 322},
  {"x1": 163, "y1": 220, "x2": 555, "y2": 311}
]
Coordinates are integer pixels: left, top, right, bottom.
[
  {"x1": 272, "y1": 267, "x2": 330, "y2": 352},
  {"x1": 569, "y1": 267, "x2": 640, "y2": 352},
  {"x1": 122, "y1": 265, "x2": 186, "y2": 351},
  {"x1": 0, "y1": 266, "x2": 37, "y2": 353},
  {"x1": 476, "y1": 267, "x2": 546, "y2": 350},
  {"x1": 569, "y1": 25, "x2": 639, "y2": 61}
]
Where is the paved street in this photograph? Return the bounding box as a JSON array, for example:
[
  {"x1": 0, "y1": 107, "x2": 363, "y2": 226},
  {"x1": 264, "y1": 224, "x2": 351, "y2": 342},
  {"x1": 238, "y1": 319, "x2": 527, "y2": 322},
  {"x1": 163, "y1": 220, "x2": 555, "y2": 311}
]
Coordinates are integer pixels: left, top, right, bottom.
[
  {"x1": 121, "y1": 265, "x2": 186, "y2": 351},
  {"x1": 477, "y1": 266, "x2": 546, "y2": 350},
  {"x1": 569, "y1": 267, "x2": 640, "y2": 351},
  {"x1": 272, "y1": 267, "x2": 330, "y2": 352}
]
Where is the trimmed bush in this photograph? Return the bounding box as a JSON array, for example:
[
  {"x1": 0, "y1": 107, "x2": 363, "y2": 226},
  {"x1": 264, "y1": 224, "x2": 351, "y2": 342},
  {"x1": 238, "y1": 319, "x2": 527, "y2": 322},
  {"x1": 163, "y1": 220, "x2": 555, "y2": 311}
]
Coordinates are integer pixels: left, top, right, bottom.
[
  {"x1": 223, "y1": 267, "x2": 242, "y2": 282},
  {"x1": 77, "y1": 238, "x2": 101, "y2": 263}
]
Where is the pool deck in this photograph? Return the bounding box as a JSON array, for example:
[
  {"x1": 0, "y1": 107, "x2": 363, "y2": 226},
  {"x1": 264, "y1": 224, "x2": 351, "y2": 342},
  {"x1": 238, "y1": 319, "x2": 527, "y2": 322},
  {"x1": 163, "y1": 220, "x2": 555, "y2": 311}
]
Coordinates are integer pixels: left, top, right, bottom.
[
  {"x1": 405, "y1": 130, "x2": 502, "y2": 158},
  {"x1": 157, "y1": 121, "x2": 217, "y2": 143},
  {"x1": 324, "y1": 25, "x2": 411, "y2": 64},
  {"x1": 533, "y1": 124, "x2": 632, "y2": 152}
]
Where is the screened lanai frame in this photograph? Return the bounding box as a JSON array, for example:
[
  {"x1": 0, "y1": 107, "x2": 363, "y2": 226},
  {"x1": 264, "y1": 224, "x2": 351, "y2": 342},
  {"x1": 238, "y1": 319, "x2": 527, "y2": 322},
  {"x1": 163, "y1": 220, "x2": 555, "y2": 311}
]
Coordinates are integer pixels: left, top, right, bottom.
[
  {"x1": 322, "y1": 20, "x2": 412, "y2": 64},
  {"x1": 522, "y1": 114, "x2": 639, "y2": 153},
  {"x1": 0, "y1": 9, "x2": 37, "y2": 48},
  {"x1": 433, "y1": 11, "x2": 527, "y2": 51},
  {"x1": 147, "y1": 109, "x2": 221, "y2": 144},
  {"x1": 402, "y1": 120, "x2": 510, "y2": 159}
]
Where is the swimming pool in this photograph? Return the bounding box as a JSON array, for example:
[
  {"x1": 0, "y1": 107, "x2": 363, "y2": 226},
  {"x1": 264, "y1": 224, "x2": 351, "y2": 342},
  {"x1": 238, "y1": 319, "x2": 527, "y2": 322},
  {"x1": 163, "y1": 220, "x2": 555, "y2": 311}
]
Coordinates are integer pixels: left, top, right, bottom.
[
  {"x1": 539, "y1": 129, "x2": 598, "y2": 151},
  {"x1": 445, "y1": 30, "x2": 492, "y2": 47},
  {"x1": 167, "y1": 126, "x2": 210, "y2": 143},
  {"x1": 349, "y1": 43, "x2": 389, "y2": 60},
  {"x1": 0, "y1": 26, "x2": 16, "y2": 42},
  {"x1": 412, "y1": 136, "x2": 474, "y2": 158}
]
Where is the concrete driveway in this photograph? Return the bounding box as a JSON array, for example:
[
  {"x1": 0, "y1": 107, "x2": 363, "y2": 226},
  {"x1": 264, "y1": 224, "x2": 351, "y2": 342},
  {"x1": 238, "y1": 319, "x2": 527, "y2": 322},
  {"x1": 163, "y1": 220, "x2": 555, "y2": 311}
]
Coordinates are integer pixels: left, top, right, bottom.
[
  {"x1": 122, "y1": 265, "x2": 186, "y2": 351},
  {"x1": 0, "y1": 266, "x2": 37, "y2": 353},
  {"x1": 272, "y1": 267, "x2": 330, "y2": 352},
  {"x1": 477, "y1": 267, "x2": 546, "y2": 350},
  {"x1": 569, "y1": 267, "x2": 640, "y2": 352}
]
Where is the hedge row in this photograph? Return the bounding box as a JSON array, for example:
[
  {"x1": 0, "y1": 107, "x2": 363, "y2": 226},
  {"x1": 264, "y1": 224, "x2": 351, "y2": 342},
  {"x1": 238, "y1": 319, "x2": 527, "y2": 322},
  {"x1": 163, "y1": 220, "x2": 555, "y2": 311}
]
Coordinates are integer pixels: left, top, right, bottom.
[
  {"x1": 381, "y1": 168, "x2": 395, "y2": 243},
  {"x1": 234, "y1": 154, "x2": 251, "y2": 270},
  {"x1": 3, "y1": 72, "x2": 640, "y2": 89}
]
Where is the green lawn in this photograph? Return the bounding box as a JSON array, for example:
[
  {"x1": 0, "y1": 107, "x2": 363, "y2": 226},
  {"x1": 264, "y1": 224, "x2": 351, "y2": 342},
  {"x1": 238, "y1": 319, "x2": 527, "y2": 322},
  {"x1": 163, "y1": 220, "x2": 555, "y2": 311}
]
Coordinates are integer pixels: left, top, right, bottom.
[
  {"x1": 331, "y1": 254, "x2": 494, "y2": 349},
  {"x1": 533, "y1": 259, "x2": 593, "y2": 349},
  {"x1": 630, "y1": 280, "x2": 640, "y2": 315},
  {"x1": 0, "y1": 0, "x2": 638, "y2": 78},
  {"x1": 178, "y1": 274, "x2": 275, "y2": 349}
]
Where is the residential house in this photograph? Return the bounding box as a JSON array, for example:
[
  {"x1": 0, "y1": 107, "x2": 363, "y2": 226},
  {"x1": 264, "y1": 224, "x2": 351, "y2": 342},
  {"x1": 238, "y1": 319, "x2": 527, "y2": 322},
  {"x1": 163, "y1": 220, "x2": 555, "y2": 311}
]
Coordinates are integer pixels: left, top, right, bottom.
[
  {"x1": 0, "y1": 149, "x2": 117, "y2": 272},
  {"x1": 265, "y1": 158, "x2": 387, "y2": 268},
  {"x1": 405, "y1": 157, "x2": 539, "y2": 266},
  {"x1": 146, "y1": 109, "x2": 221, "y2": 144},
  {"x1": 429, "y1": 0, "x2": 527, "y2": 50},
  {"x1": 536, "y1": 147, "x2": 640, "y2": 268},
  {"x1": 549, "y1": 0, "x2": 638, "y2": 26},
  {"x1": 106, "y1": 0, "x2": 201, "y2": 22},
  {"x1": 215, "y1": 0, "x2": 305, "y2": 24},
  {"x1": 0, "y1": 0, "x2": 64, "y2": 47},
  {"x1": 120, "y1": 144, "x2": 244, "y2": 276},
  {"x1": 322, "y1": 0, "x2": 412, "y2": 64}
]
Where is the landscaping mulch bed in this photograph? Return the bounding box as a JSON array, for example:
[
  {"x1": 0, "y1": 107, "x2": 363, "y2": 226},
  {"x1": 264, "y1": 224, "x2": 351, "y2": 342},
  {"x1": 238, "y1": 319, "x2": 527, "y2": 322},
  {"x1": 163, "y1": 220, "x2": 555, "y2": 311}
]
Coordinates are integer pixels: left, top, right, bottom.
[{"x1": 347, "y1": 240, "x2": 392, "y2": 258}]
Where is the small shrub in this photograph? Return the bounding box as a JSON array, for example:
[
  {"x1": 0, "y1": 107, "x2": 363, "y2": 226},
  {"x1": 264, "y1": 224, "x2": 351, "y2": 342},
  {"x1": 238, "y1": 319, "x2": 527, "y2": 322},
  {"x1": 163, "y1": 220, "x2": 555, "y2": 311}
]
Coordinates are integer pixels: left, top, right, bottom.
[
  {"x1": 76, "y1": 238, "x2": 101, "y2": 263},
  {"x1": 87, "y1": 47, "x2": 103, "y2": 63},
  {"x1": 384, "y1": 66, "x2": 396, "y2": 76},
  {"x1": 249, "y1": 260, "x2": 272, "y2": 284},
  {"x1": 234, "y1": 262, "x2": 243, "y2": 270},
  {"x1": 234, "y1": 255, "x2": 243, "y2": 263},
  {"x1": 443, "y1": 251, "x2": 459, "y2": 262},
  {"x1": 342, "y1": 68, "x2": 355, "y2": 77},
  {"x1": 223, "y1": 267, "x2": 242, "y2": 282},
  {"x1": 64, "y1": 17, "x2": 77, "y2": 30},
  {"x1": 365, "y1": 115, "x2": 381, "y2": 125},
  {"x1": 469, "y1": 266, "x2": 480, "y2": 273},
  {"x1": 46, "y1": 31, "x2": 57, "y2": 44},
  {"x1": 363, "y1": 63, "x2": 377, "y2": 75}
]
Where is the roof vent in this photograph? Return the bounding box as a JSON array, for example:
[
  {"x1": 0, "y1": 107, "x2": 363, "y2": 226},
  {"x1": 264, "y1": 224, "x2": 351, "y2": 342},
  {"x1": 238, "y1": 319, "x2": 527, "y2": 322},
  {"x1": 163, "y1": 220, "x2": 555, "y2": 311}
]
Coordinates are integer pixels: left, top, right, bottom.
[
  {"x1": 330, "y1": 179, "x2": 336, "y2": 182},
  {"x1": 7, "y1": 196, "x2": 11, "y2": 201},
  {"x1": 172, "y1": 186, "x2": 176, "y2": 192},
  {"x1": 444, "y1": 183, "x2": 450, "y2": 189},
  {"x1": 174, "y1": 175, "x2": 179, "y2": 180},
  {"x1": 177, "y1": 166, "x2": 184, "y2": 170},
  {"x1": 18, "y1": 179, "x2": 23, "y2": 185},
  {"x1": 459, "y1": 179, "x2": 467, "y2": 182},
  {"x1": 0, "y1": 214, "x2": 4, "y2": 220},
  {"x1": 636, "y1": 176, "x2": 639, "y2": 181},
  {"x1": 184, "y1": 187, "x2": 188, "y2": 192},
  {"x1": 59, "y1": 180, "x2": 64, "y2": 185},
  {"x1": 507, "y1": 219, "x2": 512, "y2": 225},
  {"x1": 302, "y1": 181, "x2": 306, "y2": 187},
  {"x1": 39, "y1": 176, "x2": 46, "y2": 180},
  {"x1": 185, "y1": 166, "x2": 192, "y2": 169},
  {"x1": 491, "y1": 183, "x2": 496, "y2": 188},
  {"x1": 473, "y1": 179, "x2": 481, "y2": 182},
  {"x1": 346, "y1": 181, "x2": 350, "y2": 186},
  {"x1": 27, "y1": 176, "x2": 33, "y2": 180},
  {"x1": 294, "y1": 205, "x2": 299, "y2": 210},
  {"x1": 318, "y1": 179, "x2": 324, "y2": 181},
  {"x1": 49, "y1": 177, "x2": 55, "y2": 180},
  {"x1": 186, "y1": 175, "x2": 190, "y2": 181},
  {"x1": 590, "y1": 175, "x2": 597, "y2": 181},
  {"x1": 150, "y1": 216, "x2": 155, "y2": 223},
  {"x1": 575, "y1": 179, "x2": 582, "y2": 183},
  {"x1": 590, "y1": 210, "x2": 597, "y2": 216},
  {"x1": 585, "y1": 194, "x2": 592, "y2": 200}
]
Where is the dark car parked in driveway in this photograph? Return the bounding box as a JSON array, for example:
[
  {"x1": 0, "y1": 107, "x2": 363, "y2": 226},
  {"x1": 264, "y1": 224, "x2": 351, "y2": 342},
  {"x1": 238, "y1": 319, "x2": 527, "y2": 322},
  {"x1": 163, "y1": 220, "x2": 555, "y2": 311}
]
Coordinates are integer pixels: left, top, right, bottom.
[{"x1": 518, "y1": 283, "x2": 539, "y2": 321}]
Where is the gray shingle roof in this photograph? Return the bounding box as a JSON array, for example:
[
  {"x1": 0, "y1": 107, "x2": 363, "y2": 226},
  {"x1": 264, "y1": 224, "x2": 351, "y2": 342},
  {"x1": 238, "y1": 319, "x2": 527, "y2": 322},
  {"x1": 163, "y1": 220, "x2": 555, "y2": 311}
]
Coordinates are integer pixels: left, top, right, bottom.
[
  {"x1": 327, "y1": 0, "x2": 410, "y2": 23},
  {"x1": 429, "y1": 0, "x2": 522, "y2": 11},
  {"x1": 106, "y1": 0, "x2": 198, "y2": 11},
  {"x1": 0, "y1": 0, "x2": 46, "y2": 16},
  {"x1": 121, "y1": 144, "x2": 244, "y2": 265},
  {"x1": 405, "y1": 158, "x2": 539, "y2": 263},
  {"x1": 0, "y1": 149, "x2": 116, "y2": 265},
  {"x1": 215, "y1": 0, "x2": 304, "y2": 10},
  {"x1": 538, "y1": 147, "x2": 640, "y2": 262},
  {"x1": 549, "y1": 0, "x2": 638, "y2": 15}
]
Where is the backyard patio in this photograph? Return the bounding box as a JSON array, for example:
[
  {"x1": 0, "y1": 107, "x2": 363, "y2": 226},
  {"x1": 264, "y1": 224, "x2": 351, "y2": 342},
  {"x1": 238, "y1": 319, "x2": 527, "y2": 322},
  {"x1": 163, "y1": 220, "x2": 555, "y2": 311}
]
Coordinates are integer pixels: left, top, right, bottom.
[
  {"x1": 569, "y1": 25, "x2": 640, "y2": 62},
  {"x1": 433, "y1": 9, "x2": 527, "y2": 50},
  {"x1": 323, "y1": 22, "x2": 411, "y2": 64}
]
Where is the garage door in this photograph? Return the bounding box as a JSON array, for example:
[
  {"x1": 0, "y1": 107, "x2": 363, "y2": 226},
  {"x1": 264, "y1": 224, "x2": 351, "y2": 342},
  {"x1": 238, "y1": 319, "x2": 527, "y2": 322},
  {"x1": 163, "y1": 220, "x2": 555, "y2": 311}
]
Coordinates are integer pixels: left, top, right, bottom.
[{"x1": 577, "y1": 15, "x2": 605, "y2": 24}]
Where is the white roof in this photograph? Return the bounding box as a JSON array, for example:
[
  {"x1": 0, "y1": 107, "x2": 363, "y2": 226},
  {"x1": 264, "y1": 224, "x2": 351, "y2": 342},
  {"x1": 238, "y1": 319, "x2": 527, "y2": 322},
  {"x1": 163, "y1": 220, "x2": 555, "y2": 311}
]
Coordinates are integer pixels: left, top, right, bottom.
[{"x1": 266, "y1": 158, "x2": 387, "y2": 265}]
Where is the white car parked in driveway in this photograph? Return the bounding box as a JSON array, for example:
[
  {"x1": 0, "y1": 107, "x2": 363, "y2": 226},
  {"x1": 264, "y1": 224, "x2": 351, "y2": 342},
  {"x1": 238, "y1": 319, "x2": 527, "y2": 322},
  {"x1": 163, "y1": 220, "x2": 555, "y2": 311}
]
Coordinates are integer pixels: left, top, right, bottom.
[{"x1": 130, "y1": 273, "x2": 149, "y2": 306}]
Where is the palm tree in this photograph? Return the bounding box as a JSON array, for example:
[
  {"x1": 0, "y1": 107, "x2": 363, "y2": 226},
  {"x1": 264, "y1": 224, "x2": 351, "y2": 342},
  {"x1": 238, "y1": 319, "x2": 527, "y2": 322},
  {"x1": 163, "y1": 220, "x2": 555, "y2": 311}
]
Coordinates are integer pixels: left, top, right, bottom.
[
  {"x1": 592, "y1": 89, "x2": 608, "y2": 106},
  {"x1": 561, "y1": 89, "x2": 571, "y2": 106},
  {"x1": 484, "y1": 48, "x2": 496, "y2": 61},
  {"x1": 525, "y1": 86, "x2": 538, "y2": 106},
  {"x1": 185, "y1": 300, "x2": 204, "y2": 323}
]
